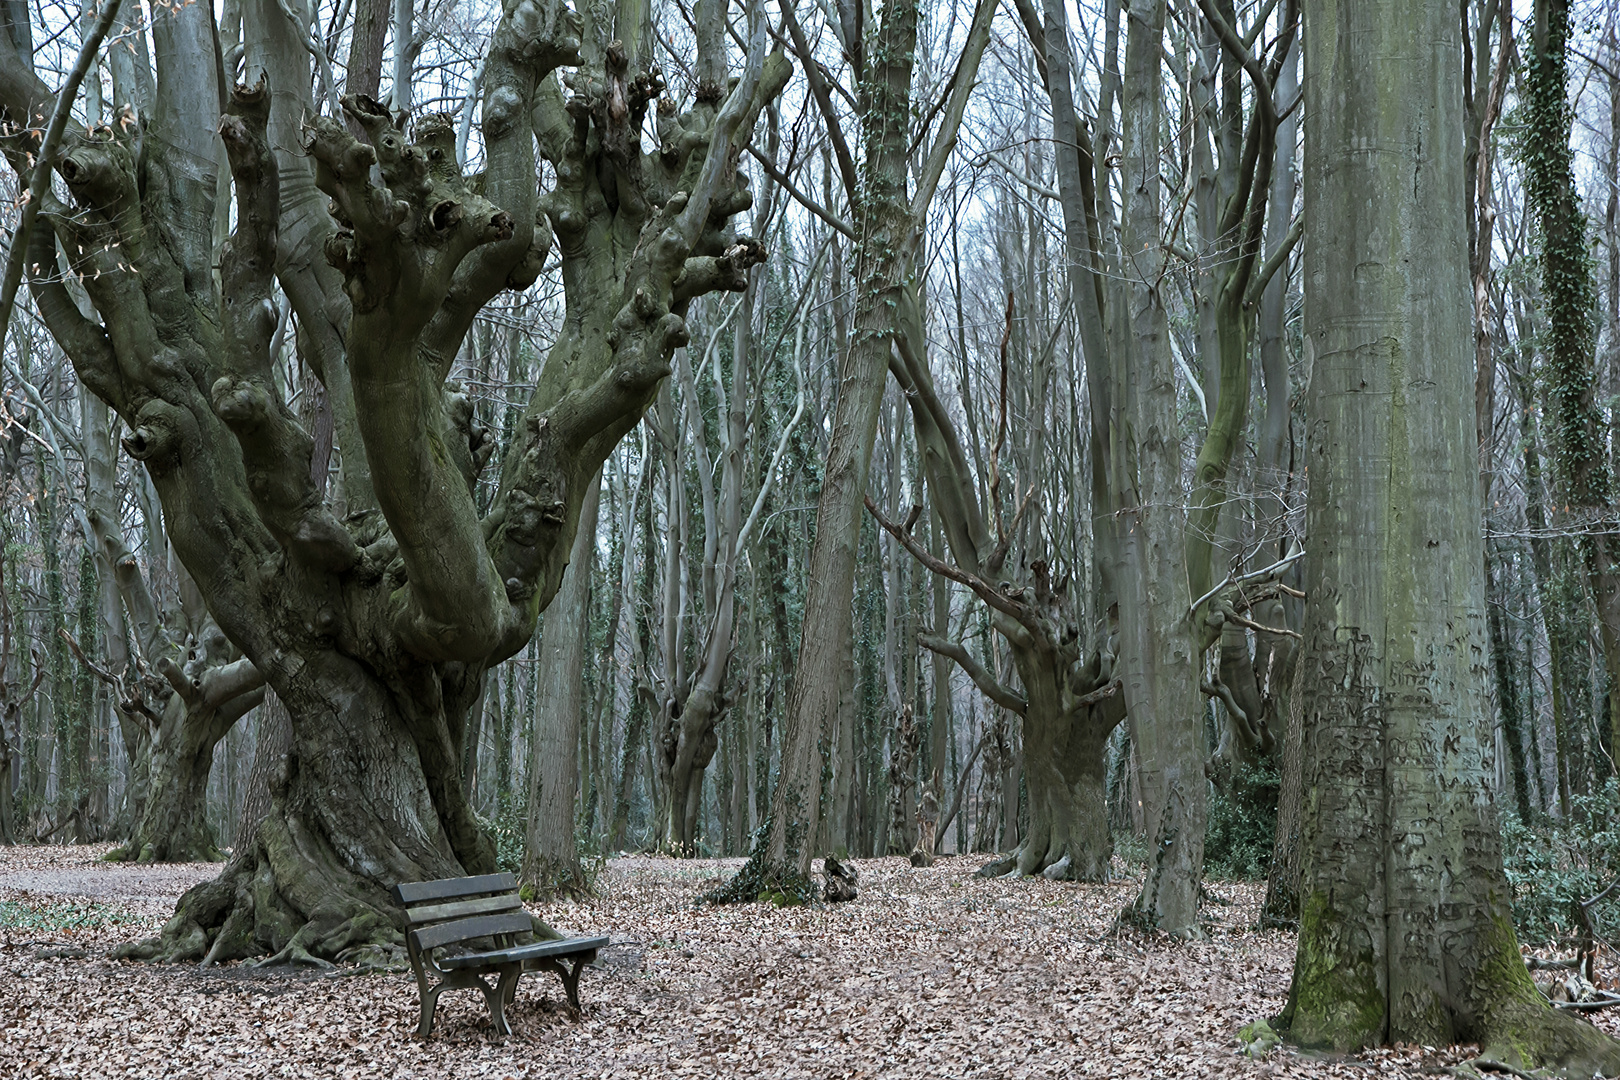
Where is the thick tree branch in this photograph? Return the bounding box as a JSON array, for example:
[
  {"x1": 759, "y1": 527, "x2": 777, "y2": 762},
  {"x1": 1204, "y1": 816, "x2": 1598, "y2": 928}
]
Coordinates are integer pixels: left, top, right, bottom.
[
  {"x1": 865, "y1": 494, "x2": 1033, "y2": 628},
  {"x1": 1073, "y1": 677, "x2": 1123, "y2": 709},
  {"x1": 778, "y1": 1, "x2": 858, "y2": 202},
  {"x1": 1243, "y1": 211, "x2": 1302, "y2": 309},
  {"x1": 917, "y1": 633, "x2": 1027, "y2": 713},
  {"x1": 214, "y1": 79, "x2": 359, "y2": 570},
  {"x1": 909, "y1": 0, "x2": 997, "y2": 229}
]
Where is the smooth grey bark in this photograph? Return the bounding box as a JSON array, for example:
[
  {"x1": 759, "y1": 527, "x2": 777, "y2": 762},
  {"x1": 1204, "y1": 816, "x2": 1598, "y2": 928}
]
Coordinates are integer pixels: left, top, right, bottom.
[
  {"x1": 1111, "y1": 0, "x2": 1204, "y2": 937},
  {"x1": 523, "y1": 472, "x2": 599, "y2": 898},
  {"x1": 1280, "y1": 0, "x2": 1619, "y2": 1067},
  {"x1": 1007, "y1": 0, "x2": 1208, "y2": 906}
]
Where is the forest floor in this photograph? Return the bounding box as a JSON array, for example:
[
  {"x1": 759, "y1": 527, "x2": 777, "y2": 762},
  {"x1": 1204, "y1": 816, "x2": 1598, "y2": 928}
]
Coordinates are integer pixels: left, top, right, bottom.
[{"x1": 0, "y1": 845, "x2": 1580, "y2": 1079}]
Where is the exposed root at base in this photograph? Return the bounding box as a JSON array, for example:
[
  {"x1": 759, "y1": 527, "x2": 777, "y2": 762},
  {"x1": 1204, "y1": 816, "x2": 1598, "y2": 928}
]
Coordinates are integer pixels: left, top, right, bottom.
[
  {"x1": 113, "y1": 815, "x2": 405, "y2": 968},
  {"x1": 101, "y1": 841, "x2": 224, "y2": 865},
  {"x1": 1474, "y1": 1006, "x2": 1620, "y2": 1080},
  {"x1": 1449, "y1": 1058, "x2": 1541, "y2": 1079},
  {"x1": 972, "y1": 841, "x2": 1111, "y2": 883},
  {"x1": 703, "y1": 850, "x2": 818, "y2": 906}
]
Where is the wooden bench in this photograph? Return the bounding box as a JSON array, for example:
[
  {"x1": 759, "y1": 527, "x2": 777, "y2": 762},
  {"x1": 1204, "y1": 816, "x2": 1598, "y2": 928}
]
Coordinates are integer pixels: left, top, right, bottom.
[{"x1": 391, "y1": 872, "x2": 608, "y2": 1037}]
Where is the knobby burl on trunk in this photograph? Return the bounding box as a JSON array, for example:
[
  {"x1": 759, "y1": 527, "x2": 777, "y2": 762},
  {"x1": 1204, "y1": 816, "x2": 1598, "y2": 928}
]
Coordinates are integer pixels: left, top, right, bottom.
[{"x1": 4, "y1": 0, "x2": 787, "y2": 964}]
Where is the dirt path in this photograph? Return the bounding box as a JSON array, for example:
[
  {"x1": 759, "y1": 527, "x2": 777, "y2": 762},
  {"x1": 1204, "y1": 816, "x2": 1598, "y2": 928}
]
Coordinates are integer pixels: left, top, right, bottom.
[
  {"x1": 0, "y1": 845, "x2": 1471, "y2": 1078},
  {"x1": 0, "y1": 843, "x2": 218, "y2": 903}
]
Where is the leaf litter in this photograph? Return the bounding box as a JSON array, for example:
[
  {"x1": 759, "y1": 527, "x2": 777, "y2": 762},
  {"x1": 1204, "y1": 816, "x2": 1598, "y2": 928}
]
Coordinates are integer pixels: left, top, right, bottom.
[{"x1": 0, "y1": 844, "x2": 1601, "y2": 1078}]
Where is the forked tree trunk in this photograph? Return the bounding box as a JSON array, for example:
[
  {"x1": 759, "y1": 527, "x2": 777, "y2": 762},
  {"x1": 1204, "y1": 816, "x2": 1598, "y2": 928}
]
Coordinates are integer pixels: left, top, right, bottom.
[
  {"x1": 120, "y1": 681, "x2": 263, "y2": 863},
  {"x1": 1281, "y1": 0, "x2": 1620, "y2": 1067},
  {"x1": 975, "y1": 647, "x2": 1124, "y2": 881},
  {"x1": 713, "y1": 0, "x2": 996, "y2": 900}
]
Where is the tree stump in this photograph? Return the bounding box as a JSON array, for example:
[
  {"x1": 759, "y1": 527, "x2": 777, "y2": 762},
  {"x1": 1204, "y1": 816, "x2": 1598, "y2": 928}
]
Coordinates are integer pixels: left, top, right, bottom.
[{"x1": 822, "y1": 854, "x2": 858, "y2": 902}]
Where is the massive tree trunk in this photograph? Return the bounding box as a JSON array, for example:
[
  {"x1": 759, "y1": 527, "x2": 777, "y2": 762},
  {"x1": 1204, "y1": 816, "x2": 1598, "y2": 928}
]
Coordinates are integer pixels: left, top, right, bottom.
[
  {"x1": 0, "y1": 0, "x2": 786, "y2": 963},
  {"x1": 1280, "y1": 0, "x2": 1620, "y2": 1067}
]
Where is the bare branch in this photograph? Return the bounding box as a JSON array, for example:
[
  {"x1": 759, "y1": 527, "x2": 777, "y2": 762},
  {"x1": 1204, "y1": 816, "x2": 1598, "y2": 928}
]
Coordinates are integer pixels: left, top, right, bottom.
[
  {"x1": 865, "y1": 494, "x2": 1031, "y2": 626},
  {"x1": 746, "y1": 145, "x2": 854, "y2": 238},
  {"x1": 1220, "y1": 604, "x2": 1301, "y2": 640},
  {"x1": 917, "y1": 633, "x2": 1027, "y2": 713},
  {"x1": 909, "y1": 0, "x2": 997, "y2": 227},
  {"x1": 1189, "y1": 544, "x2": 1304, "y2": 619},
  {"x1": 777, "y1": 2, "x2": 858, "y2": 202}
]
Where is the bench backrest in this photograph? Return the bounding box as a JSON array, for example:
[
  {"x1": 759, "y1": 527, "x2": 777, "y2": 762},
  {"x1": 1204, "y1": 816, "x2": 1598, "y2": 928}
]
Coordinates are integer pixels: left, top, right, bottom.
[{"x1": 391, "y1": 873, "x2": 532, "y2": 952}]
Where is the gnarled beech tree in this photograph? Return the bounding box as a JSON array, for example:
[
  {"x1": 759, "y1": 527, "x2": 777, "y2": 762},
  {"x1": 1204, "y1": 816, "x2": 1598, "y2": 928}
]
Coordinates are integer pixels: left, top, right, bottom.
[
  {"x1": 869, "y1": 291, "x2": 1125, "y2": 882},
  {"x1": 1, "y1": 0, "x2": 787, "y2": 964}
]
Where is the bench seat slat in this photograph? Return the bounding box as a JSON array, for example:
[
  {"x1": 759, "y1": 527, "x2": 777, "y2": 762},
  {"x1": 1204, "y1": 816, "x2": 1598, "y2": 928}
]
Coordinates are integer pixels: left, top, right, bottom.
[
  {"x1": 392, "y1": 873, "x2": 518, "y2": 905},
  {"x1": 437, "y1": 935, "x2": 610, "y2": 971},
  {"x1": 405, "y1": 892, "x2": 523, "y2": 924},
  {"x1": 410, "y1": 911, "x2": 534, "y2": 951}
]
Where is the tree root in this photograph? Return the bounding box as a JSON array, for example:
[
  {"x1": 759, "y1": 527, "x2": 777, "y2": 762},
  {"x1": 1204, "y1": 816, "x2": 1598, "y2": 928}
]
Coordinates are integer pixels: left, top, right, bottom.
[
  {"x1": 972, "y1": 839, "x2": 1111, "y2": 883},
  {"x1": 1449, "y1": 1059, "x2": 1542, "y2": 1079},
  {"x1": 974, "y1": 852, "x2": 1021, "y2": 879},
  {"x1": 702, "y1": 851, "x2": 817, "y2": 906},
  {"x1": 115, "y1": 810, "x2": 406, "y2": 968},
  {"x1": 101, "y1": 840, "x2": 224, "y2": 865},
  {"x1": 1473, "y1": 1002, "x2": 1620, "y2": 1079}
]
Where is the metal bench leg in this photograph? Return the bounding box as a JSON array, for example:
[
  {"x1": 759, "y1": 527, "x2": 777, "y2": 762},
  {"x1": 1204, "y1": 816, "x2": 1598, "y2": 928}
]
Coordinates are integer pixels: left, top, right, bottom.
[
  {"x1": 417, "y1": 980, "x2": 447, "y2": 1038},
  {"x1": 559, "y1": 958, "x2": 583, "y2": 1010},
  {"x1": 503, "y1": 964, "x2": 522, "y2": 1006},
  {"x1": 484, "y1": 967, "x2": 519, "y2": 1036}
]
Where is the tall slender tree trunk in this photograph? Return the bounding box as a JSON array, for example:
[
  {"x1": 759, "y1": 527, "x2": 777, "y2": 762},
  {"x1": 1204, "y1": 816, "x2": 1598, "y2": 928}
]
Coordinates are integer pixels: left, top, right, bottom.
[
  {"x1": 523, "y1": 473, "x2": 600, "y2": 899},
  {"x1": 1113, "y1": 0, "x2": 1204, "y2": 937},
  {"x1": 716, "y1": 0, "x2": 921, "y2": 899},
  {"x1": 1524, "y1": 0, "x2": 1620, "y2": 761}
]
